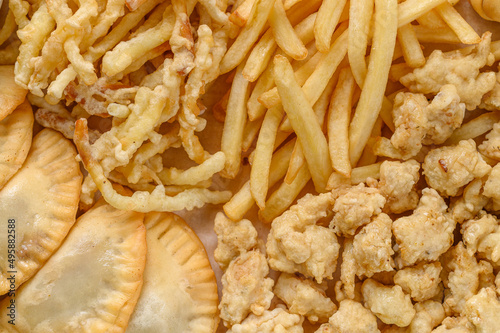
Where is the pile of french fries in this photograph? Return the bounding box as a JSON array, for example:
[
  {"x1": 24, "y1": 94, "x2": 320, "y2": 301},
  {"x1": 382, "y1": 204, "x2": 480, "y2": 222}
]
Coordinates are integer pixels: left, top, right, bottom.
[{"x1": 220, "y1": 0, "x2": 500, "y2": 224}]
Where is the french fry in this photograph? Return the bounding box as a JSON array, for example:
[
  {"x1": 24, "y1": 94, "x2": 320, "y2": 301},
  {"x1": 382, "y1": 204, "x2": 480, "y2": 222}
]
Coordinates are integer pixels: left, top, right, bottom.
[
  {"x1": 349, "y1": 0, "x2": 397, "y2": 166},
  {"x1": 269, "y1": 0, "x2": 308, "y2": 60},
  {"x1": 435, "y1": 2, "x2": 481, "y2": 44},
  {"x1": 223, "y1": 139, "x2": 295, "y2": 221},
  {"x1": 247, "y1": 65, "x2": 274, "y2": 120},
  {"x1": 398, "y1": 0, "x2": 446, "y2": 27},
  {"x1": 259, "y1": 163, "x2": 311, "y2": 223},
  {"x1": 283, "y1": 0, "x2": 302, "y2": 10},
  {"x1": 326, "y1": 162, "x2": 382, "y2": 190},
  {"x1": 0, "y1": 10, "x2": 16, "y2": 46},
  {"x1": 348, "y1": 0, "x2": 374, "y2": 88},
  {"x1": 251, "y1": 105, "x2": 283, "y2": 208},
  {"x1": 273, "y1": 55, "x2": 332, "y2": 192},
  {"x1": 229, "y1": 0, "x2": 256, "y2": 26},
  {"x1": 389, "y1": 62, "x2": 413, "y2": 82},
  {"x1": 314, "y1": 0, "x2": 348, "y2": 53},
  {"x1": 328, "y1": 67, "x2": 356, "y2": 178},
  {"x1": 221, "y1": 62, "x2": 250, "y2": 179},
  {"x1": 220, "y1": 0, "x2": 275, "y2": 74},
  {"x1": 284, "y1": 141, "x2": 305, "y2": 184},
  {"x1": 357, "y1": 117, "x2": 382, "y2": 167},
  {"x1": 413, "y1": 24, "x2": 461, "y2": 44},
  {"x1": 242, "y1": 117, "x2": 264, "y2": 152},
  {"x1": 416, "y1": 8, "x2": 446, "y2": 28},
  {"x1": 445, "y1": 112, "x2": 500, "y2": 146},
  {"x1": 243, "y1": 12, "x2": 316, "y2": 83},
  {"x1": 379, "y1": 96, "x2": 395, "y2": 132},
  {"x1": 397, "y1": 23, "x2": 425, "y2": 68}
]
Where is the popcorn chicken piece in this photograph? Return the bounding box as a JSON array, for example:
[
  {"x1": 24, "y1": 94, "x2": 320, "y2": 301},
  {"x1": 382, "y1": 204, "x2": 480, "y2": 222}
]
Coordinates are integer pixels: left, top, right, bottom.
[
  {"x1": 409, "y1": 301, "x2": 445, "y2": 333},
  {"x1": 214, "y1": 212, "x2": 259, "y2": 270},
  {"x1": 393, "y1": 188, "x2": 455, "y2": 266},
  {"x1": 362, "y1": 279, "x2": 416, "y2": 327},
  {"x1": 461, "y1": 212, "x2": 497, "y2": 256},
  {"x1": 394, "y1": 262, "x2": 442, "y2": 302},
  {"x1": 314, "y1": 323, "x2": 335, "y2": 333},
  {"x1": 267, "y1": 193, "x2": 340, "y2": 283},
  {"x1": 464, "y1": 287, "x2": 500, "y2": 333},
  {"x1": 228, "y1": 305, "x2": 304, "y2": 333},
  {"x1": 353, "y1": 213, "x2": 395, "y2": 278},
  {"x1": 274, "y1": 273, "x2": 336, "y2": 324},
  {"x1": 442, "y1": 242, "x2": 495, "y2": 315},
  {"x1": 330, "y1": 183, "x2": 386, "y2": 236},
  {"x1": 432, "y1": 316, "x2": 474, "y2": 332},
  {"x1": 423, "y1": 140, "x2": 491, "y2": 197},
  {"x1": 219, "y1": 250, "x2": 274, "y2": 327},
  {"x1": 449, "y1": 178, "x2": 489, "y2": 224},
  {"x1": 378, "y1": 160, "x2": 420, "y2": 214},
  {"x1": 477, "y1": 227, "x2": 500, "y2": 266},
  {"x1": 389, "y1": 85, "x2": 465, "y2": 161},
  {"x1": 478, "y1": 122, "x2": 500, "y2": 160},
  {"x1": 483, "y1": 163, "x2": 500, "y2": 211},
  {"x1": 400, "y1": 32, "x2": 496, "y2": 110},
  {"x1": 328, "y1": 299, "x2": 380, "y2": 333},
  {"x1": 479, "y1": 72, "x2": 500, "y2": 111}
]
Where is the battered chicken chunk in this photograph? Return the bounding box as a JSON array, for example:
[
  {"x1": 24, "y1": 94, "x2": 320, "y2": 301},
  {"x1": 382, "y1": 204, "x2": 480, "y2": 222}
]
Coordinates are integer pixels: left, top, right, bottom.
[
  {"x1": 461, "y1": 212, "x2": 497, "y2": 256},
  {"x1": 478, "y1": 122, "x2": 500, "y2": 161},
  {"x1": 378, "y1": 160, "x2": 420, "y2": 214},
  {"x1": 479, "y1": 71, "x2": 500, "y2": 111},
  {"x1": 266, "y1": 193, "x2": 340, "y2": 283},
  {"x1": 423, "y1": 139, "x2": 491, "y2": 197},
  {"x1": 394, "y1": 262, "x2": 442, "y2": 302},
  {"x1": 352, "y1": 213, "x2": 395, "y2": 278},
  {"x1": 273, "y1": 273, "x2": 336, "y2": 323},
  {"x1": 464, "y1": 287, "x2": 500, "y2": 333},
  {"x1": 393, "y1": 188, "x2": 455, "y2": 266},
  {"x1": 330, "y1": 183, "x2": 386, "y2": 236},
  {"x1": 328, "y1": 299, "x2": 380, "y2": 333},
  {"x1": 389, "y1": 85, "x2": 465, "y2": 160},
  {"x1": 476, "y1": 225, "x2": 500, "y2": 266},
  {"x1": 409, "y1": 301, "x2": 446, "y2": 333},
  {"x1": 442, "y1": 243, "x2": 495, "y2": 315},
  {"x1": 482, "y1": 163, "x2": 500, "y2": 210},
  {"x1": 400, "y1": 32, "x2": 496, "y2": 110},
  {"x1": 214, "y1": 212, "x2": 259, "y2": 270},
  {"x1": 449, "y1": 178, "x2": 489, "y2": 224},
  {"x1": 228, "y1": 305, "x2": 304, "y2": 333},
  {"x1": 432, "y1": 316, "x2": 475, "y2": 333},
  {"x1": 361, "y1": 279, "x2": 416, "y2": 327},
  {"x1": 219, "y1": 250, "x2": 275, "y2": 327}
]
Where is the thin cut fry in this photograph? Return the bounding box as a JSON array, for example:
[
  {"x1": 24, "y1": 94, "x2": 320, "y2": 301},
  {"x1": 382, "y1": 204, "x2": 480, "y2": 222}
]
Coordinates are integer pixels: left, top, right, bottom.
[
  {"x1": 0, "y1": 10, "x2": 16, "y2": 46},
  {"x1": 269, "y1": 0, "x2": 307, "y2": 60},
  {"x1": 220, "y1": 0, "x2": 275, "y2": 74},
  {"x1": 314, "y1": 0, "x2": 348, "y2": 53},
  {"x1": 242, "y1": 117, "x2": 264, "y2": 152},
  {"x1": 326, "y1": 162, "x2": 382, "y2": 190},
  {"x1": 223, "y1": 139, "x2": 295, "y2": 221},
  {"x1": 250, "y1": 105, "x2": 283, "y2": 208},
  {"x1": 221, "y1": 62, "x2": 250, "y2": 178},
  {"x1": 413, "y1": 24, "x2": 461, "y2": 44},
  {"x1": 398, "y1": 0, "x2": 446, "y2": 27},
  {"x1": 247, "y1": 64, "x2": 274, "y2": 120},
  {"x1": 348, "y1": 0, "x2": 374, "y2": 88},
  {"x1": 435, "y1": 2, "x2": 481, "y2": 44},
  {"x1": 273, "y1": 55, "x2": 332, "y2": 192},
  {"x1": 445, "y1": 112, "x2": 500, "y2": 145},
  {"x1": 397, "y1": 23, "x2": 425, "y2": 68},
  {"x1": 349, "y1": 0, "x2": 397, "y2": 166},
  {"x1": 328, "y1": 67, "x2": 356, "y2": 178},
  {"x1": 416, "y1": 8, "x2": 446, "y2": 28},
  {"x1": 284, "y1": 141, "x2": 306, "y2": 184},
  {"x1": 229, "y1": 0, "x2": 256, "y2": 26}
]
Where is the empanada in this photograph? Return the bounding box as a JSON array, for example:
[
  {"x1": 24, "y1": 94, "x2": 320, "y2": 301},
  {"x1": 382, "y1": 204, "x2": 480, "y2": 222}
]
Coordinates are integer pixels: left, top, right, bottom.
[
  {"x1": 126, "y1": 212, "x2": 219, "y2": 333},
  {"x1": 0, "y1": 201, "x2": 146, "y2": 332},
  {"x1": 0, "y1": 129, "x2": 82, "y2": 294},
  {"x1": 0, "y1": 66, "x2": 27, "y2": 121},
  {"x1": 0, "y1": 100, "x2": 33, "y2": 189}
]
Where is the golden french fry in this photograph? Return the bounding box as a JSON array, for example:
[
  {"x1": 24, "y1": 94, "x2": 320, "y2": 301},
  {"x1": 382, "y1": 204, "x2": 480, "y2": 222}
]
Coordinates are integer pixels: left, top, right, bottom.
[
  {"x1": 242, "y1": 117, "x2": 264, "y2": 152},
  {"x1": 283, "y1": 0, "x2": 302, "y2": 10},
  {"x1": 251, "y1": 105, "x2": 283, "y2": 208},
  {"x1": 259, "y1": 163, "x2": 311, "y2": 223},
  {"x1": 328, "y1": 67, "x2": 356, "y2": 178},
  {"x1": 0, "y1": 10, "x2": 16, "y2": 46},
  {"x1": 379, "y1": 96, "x2": 395, "y2": 132},
  {"x1": 435, "y1": 2, "x2": 481, "y2": 44},
  {"x1": 348, "y1": 0, "x2": 374, "y2": 88},
  {"x1": 0, "y1": 65, "x2": 28, "y2": 121},
  {"x1": 398, "y1": 0, "x2": 446, "y2": 27},
  {"x1": 284, "y1": 141, "x2": 305, "y2": 184},
  {"x1": 413, "y1": 24, "x2": 461, "y2": 44},
  {"x1": 269, "y1": 0, "x2": 307, "y2": 60},
  {"x1": 416, "y1": 8, "x2": 446, "y2": 28},
  {"x1": 315, "y1": 0, "x2": 348, "y2": 53},
  {"x1": 326, "y1": 162, "x2": 382, "y2": 190},
  {"x1": 221, "y1": 62, "x2": 250, "y2": 179},
  {"x1": 229, "y1": 0, "x2": 256, "y2": 26},
  {"x1": 389, "y1": 62, "x2": 413, "y2": 82},
  {"x1": 349, "y1": 0, "x2": 397, "y2": 166},
  {"x1": 273, "y1": 54, "x2": 332, "y2": 192},
  {"x1": 223, "y1": 139, "x2": 295, "y2": 221},
  {"x1": 397, "y1": 23, "x2": 425, "y2": 68},
  {"x1": 220, "y1": 0, "x2": 275, "y2": 74},
  {"x1": 247, "y1": 64, "x2": 274, "y2": 120},
  {"x1": 357, "y1": 117, "x2": 382, "y2": 167},
  {"x1": 445, "y1": 112, "x2": 500, "y2": 145}
]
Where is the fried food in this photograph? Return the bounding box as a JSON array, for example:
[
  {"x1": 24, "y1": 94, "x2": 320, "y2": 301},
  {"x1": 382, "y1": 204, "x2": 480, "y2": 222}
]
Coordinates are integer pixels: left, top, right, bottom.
[{"x1": 0, "y1": 65, "x2": 27, "y2": 121}]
